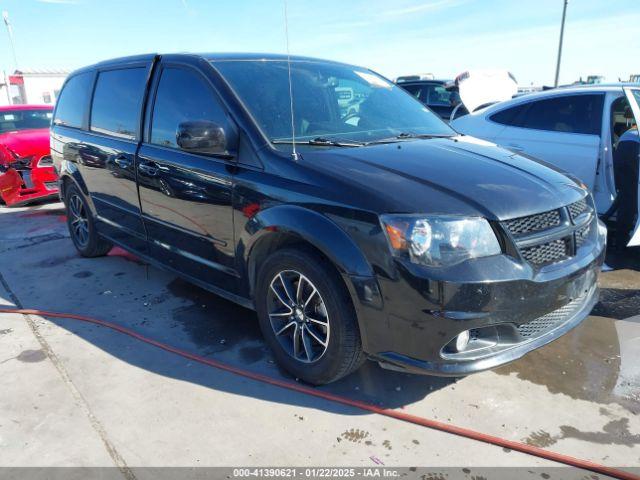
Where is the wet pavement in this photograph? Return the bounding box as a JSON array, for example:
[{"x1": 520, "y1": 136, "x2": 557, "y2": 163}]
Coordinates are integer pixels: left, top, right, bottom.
[
  {"x1": 1, "y1": 202, "x2": 639, "y2": 476},
  {"x1": 496, "y1": 313, "x2": 636, "y2": 411}
]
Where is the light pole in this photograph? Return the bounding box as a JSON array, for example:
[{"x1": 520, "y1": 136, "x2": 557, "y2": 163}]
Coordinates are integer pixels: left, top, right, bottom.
[
  {"x1": 554, "y1": 0, "x2": 569, "y2": 87},
  {"x1": 2, "y1": 10, "x2": 19, "y2": 71}
]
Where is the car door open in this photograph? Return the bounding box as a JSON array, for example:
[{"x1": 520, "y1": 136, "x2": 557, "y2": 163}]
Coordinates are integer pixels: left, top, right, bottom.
[{"x1": 622, "y1": 87, "x2": 640, "y2": 247}]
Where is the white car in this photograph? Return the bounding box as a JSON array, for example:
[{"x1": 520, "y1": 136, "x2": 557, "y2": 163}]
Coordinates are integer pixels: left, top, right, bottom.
[{"x1": 452, "y1": 84, "x2": 640, "y2": 246}]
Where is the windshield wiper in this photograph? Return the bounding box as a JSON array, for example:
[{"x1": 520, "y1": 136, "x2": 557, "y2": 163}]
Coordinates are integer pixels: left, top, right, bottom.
[
  {"x1": 272, "y1": 137, "x2": 364, "y2": 147},
  {"x1": 365, "y1": 133, "x2": 455, "y2": 145}
]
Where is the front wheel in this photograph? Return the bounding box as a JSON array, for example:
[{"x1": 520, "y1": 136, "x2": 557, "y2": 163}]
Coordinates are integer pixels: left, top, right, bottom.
[
  {"x1": 65, "y1": 184, "x2": 112, "y2": 257},
  {"x1": 256, "y1": 248, "x2": 364, "y2": 385}
]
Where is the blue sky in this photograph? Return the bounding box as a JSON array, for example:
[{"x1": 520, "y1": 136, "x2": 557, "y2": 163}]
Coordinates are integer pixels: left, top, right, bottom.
[{"x1": 1, "y1": 0, "x2": 638, "y2": 85}]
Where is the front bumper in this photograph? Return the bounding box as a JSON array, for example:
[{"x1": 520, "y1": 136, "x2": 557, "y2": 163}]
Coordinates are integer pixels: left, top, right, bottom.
[
  {"x1": 375, "y1": 282, "x2": 599, "y2": 375},
  {"x1": 352, "y1": 220, "x2": 607, "y2": 376}
]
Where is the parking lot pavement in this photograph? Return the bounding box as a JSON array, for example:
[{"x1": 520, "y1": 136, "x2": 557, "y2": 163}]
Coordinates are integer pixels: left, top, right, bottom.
[{"x1": 1, "y1": 202, "x2": 639, "y2": 475}]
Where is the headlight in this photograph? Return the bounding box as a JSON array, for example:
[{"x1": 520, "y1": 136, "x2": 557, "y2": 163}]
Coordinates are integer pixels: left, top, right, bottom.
[{"x1": 380, "y1": 215, "x2": 501, "y2": 267}]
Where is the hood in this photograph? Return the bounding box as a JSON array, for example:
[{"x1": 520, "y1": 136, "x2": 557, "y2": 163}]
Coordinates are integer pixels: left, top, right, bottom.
[
  {"x1": 299, "y1": 136, "x2": 585, "y2": 221},
  {"x1": 0, "y1": 128, "x2": 50, "y2": 160},
  {"x1": 454, "y1": 69, "x2": 518, "y2": 112}
]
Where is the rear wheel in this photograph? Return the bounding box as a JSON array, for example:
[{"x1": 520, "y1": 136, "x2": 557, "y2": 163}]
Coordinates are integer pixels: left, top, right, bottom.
[
  {"x1": 65, "y1": 184, "x2": 112, "y2": 257},
  {"x1": 256, "y1": 247, "x2": 364, "y2": 385}
]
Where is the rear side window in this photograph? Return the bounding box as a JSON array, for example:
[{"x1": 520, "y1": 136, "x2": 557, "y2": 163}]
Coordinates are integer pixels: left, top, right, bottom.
[
  {"x1": 150, "y1": 67, "x2": 228, "y2": 150},
  {"x1": 53, "y1": 72, "x2": 93, "y2": 129},
  {"x1": 492, "y1": 94, "x2": 604, "y2": 135},
  {"x1": 90, "y1": 68, "x2": 147, "y2": 139},
  {"x1": 519, "y1": 94, "x2": 603, "y2": 134}
]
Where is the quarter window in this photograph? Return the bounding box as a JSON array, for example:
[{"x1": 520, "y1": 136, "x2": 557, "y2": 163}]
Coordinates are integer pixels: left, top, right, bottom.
[
  {"x1": 53, "y1": 72, "x2": 93, "y2": 129},
  {"x1": 90, "y1": 68, "x2": 147, "y2": 139},
  {"x1": 150, "y1": 67, "x2": 228, "y2": 150}
]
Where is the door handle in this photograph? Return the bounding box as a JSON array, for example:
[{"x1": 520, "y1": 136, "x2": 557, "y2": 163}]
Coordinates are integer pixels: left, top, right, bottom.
[
  {"x1": 113, "y1": 155, "x2": 132, "y2": 169},
  {"x1": 138, "y1": 161, "x2": 160, "y2": 177}
]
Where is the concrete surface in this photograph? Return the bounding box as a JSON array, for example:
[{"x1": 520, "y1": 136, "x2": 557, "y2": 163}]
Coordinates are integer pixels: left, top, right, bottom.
[{"x1": 1, "y1": 201, "x2": 639, "y2": 478}]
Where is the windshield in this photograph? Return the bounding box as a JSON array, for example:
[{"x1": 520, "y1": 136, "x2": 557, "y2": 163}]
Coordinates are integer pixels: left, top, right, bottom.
[
  {"x1": 0, "y1": 109, "x2": 53, "y2": 134},
  {"x1": 212, "y1": 60, "x2": 454, "y2": 145}
]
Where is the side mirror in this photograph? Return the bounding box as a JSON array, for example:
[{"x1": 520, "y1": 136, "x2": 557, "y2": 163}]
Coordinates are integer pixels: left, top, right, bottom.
[{"x1": 176, "y1": 120, "x2": 233, "y2": 156}]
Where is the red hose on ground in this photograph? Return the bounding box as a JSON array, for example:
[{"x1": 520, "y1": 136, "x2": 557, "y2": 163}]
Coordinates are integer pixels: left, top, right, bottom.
[{"x1": 1, "y1": 307, "x2": 637, "y2": 480}]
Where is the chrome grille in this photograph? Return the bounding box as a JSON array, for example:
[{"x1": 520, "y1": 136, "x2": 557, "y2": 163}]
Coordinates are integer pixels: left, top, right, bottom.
[
  {"x1": 568, "y1": 199, "x2": 588, "y2": 220},
  {"x1": 517, "y1": 291, "x2": 587, "y2": 339},
  {"x1": 520, "y1": 238, "x2": 569, "y2": 265},
  {"x1": 503, "y1": 209, "x2": 561, "y2": 236}
]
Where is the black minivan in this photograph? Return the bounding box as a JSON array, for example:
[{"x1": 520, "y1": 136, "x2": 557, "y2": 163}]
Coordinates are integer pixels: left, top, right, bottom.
[{"x1": 52, "y1": 53, "x2": 606, "y2": 384}]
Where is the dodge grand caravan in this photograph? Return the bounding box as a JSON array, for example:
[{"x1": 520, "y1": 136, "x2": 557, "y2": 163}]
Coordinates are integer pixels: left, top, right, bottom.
[{"x1": 51, "y1": 53, "x2": 606, "y2": 384}]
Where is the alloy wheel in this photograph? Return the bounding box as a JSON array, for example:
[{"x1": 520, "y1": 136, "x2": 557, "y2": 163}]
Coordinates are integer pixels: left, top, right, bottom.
[
  {"x1": 267, "y1": 270, "x2": 330, "y2": 363},
  {"x1": 68, "y1": 194, "x2": 89, "y2": 247}
]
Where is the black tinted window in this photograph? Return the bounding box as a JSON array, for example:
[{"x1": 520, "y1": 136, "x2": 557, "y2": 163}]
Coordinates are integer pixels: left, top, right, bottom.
[
  {"x1": 503, "y1": 95, "x2": 603, "y2": 134},
  {"x1": 151, "y1": 67, "x2": 228, "y2": 149},
  {"x1": 490, "y1": 104, "x2": 529, "y2": 126},
  {"x1": 90, "y1": 68, "x2": 147, "y2": 139},
  {"x1": 53, "y1": 72, "x2": 93, "y2": 129}
]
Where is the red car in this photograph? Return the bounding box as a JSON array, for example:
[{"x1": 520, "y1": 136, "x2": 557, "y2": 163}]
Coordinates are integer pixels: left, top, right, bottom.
[{"x1": 0, "y1": 104, "x2": 58, "y2": 207}]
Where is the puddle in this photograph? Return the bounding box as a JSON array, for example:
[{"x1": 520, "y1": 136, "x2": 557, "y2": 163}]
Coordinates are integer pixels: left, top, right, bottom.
[
  {"x1": 523, "y1": 418, "x2": 640, "y2": 447},
  {"x1": 16, "y1": 349, "x2": 47, "y2": 363},
  {"x1": 523, "y1": 430, "x2": 555, "y2": 448},
  {"x1": 496, "y1": 315, "x2": 639, "y2": 412},
  {"x1": 560, "y1": 418, "x2": 640, "y2": 447}
]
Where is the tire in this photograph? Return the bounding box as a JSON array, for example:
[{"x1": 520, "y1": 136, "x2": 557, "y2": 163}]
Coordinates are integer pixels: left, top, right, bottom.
[
  {"x1": 256, "y1": 247, "x2": 365, "y2": 385},
  {"x1": 65, "y1": 183, "x2": 112, "y2": 257}
]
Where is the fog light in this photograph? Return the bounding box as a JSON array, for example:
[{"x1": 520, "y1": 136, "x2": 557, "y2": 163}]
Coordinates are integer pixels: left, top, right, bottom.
[{"x1": 455, "y1": 330, "x2": 470, "y2": 352}]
